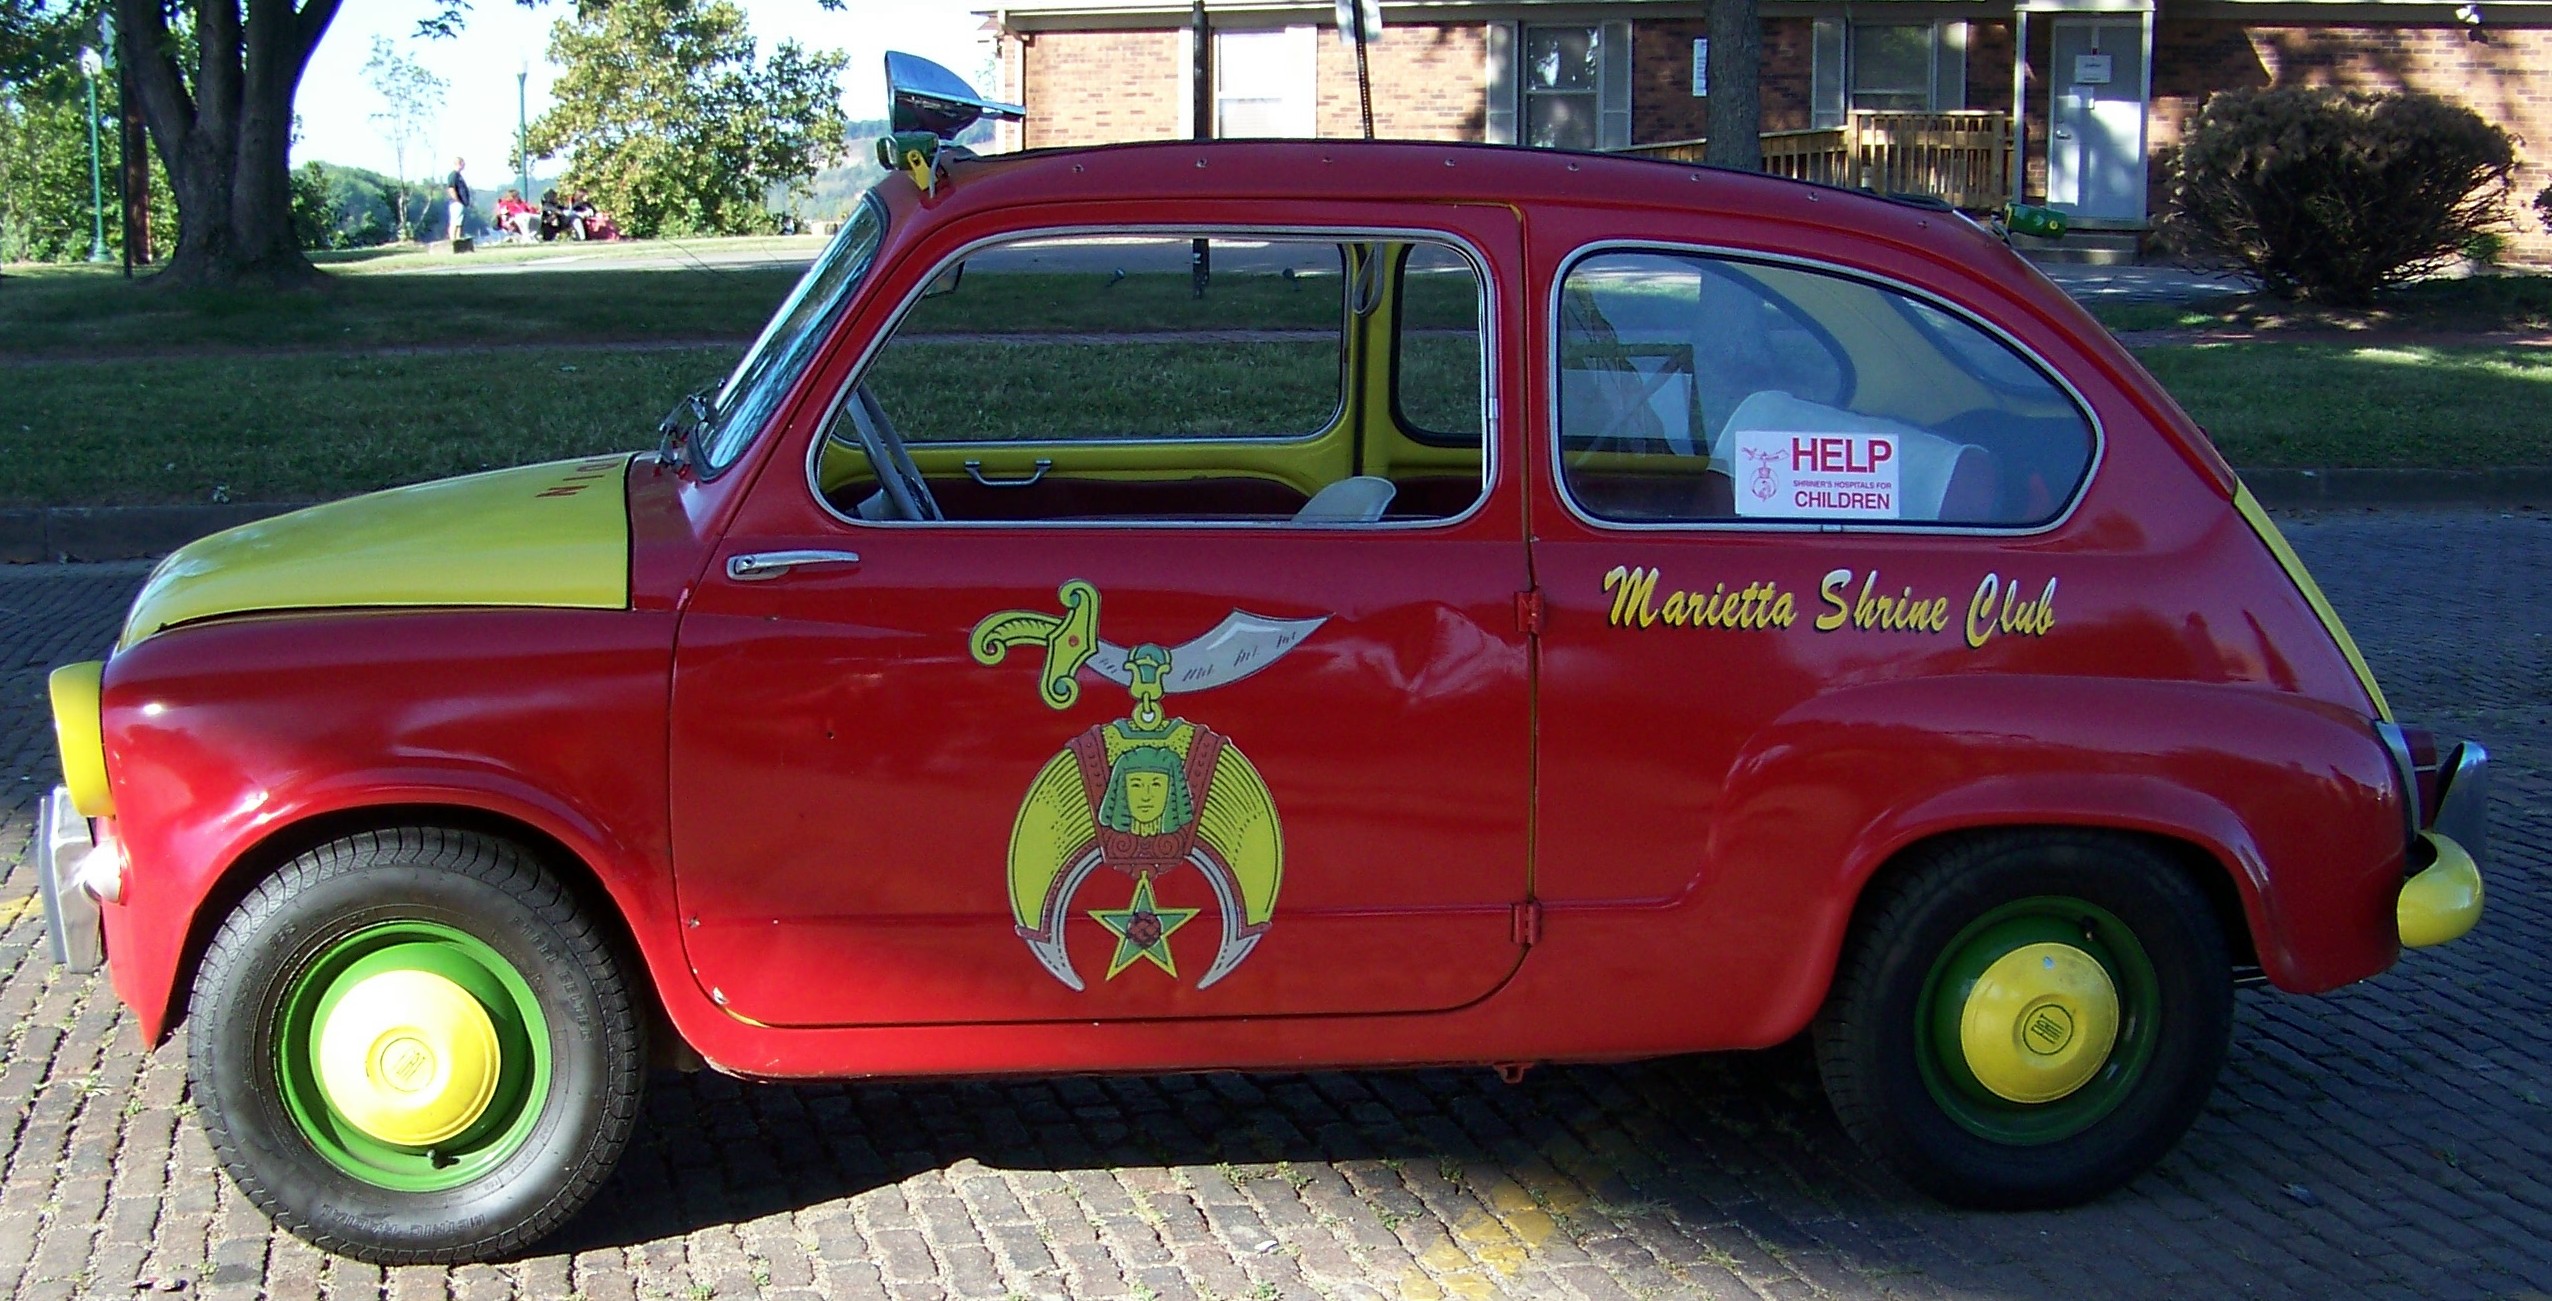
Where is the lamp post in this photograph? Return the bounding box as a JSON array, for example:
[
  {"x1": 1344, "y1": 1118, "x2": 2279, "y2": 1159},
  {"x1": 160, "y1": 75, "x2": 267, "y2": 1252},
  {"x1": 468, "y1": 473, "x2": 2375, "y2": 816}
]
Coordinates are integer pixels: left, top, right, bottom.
[
  {"x1": 79, "y1": 47, "x2": 110, "y2": 264},
  {"x1": 516, "y1": 65, "x2": 530, "y2": 210}
]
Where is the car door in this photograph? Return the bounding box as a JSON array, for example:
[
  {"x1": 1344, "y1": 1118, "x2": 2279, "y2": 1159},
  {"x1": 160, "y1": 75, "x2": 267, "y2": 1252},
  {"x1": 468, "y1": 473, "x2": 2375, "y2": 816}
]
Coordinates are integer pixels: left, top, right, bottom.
[
  {"x1": 667, "y1": 211, "x2": 1534, "y2": 1029},
  {"x1": 1528, "y1": 238, "x2": 2100, "y2": 910}
]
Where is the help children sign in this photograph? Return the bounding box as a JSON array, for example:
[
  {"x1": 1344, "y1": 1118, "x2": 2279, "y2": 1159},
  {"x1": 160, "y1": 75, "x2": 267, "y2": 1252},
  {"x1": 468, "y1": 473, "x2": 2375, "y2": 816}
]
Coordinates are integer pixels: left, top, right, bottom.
[{"x1": 1734, "y1": 428, "x2": 1902, "y2": 519}]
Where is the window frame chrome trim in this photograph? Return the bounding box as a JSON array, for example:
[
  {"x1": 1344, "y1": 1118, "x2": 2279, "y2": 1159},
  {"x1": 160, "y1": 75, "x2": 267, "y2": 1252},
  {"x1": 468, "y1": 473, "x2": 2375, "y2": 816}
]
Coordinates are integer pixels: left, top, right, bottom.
[
  {"x1": 698, "y1": 190, "x2": 889, "y2": 482},
  {"x1": 803, "y1": 221, "x2": 1502, "y2": 534},
  {"x1": 1543, "y1": 238, "x2": 2107, "y2": 538}
]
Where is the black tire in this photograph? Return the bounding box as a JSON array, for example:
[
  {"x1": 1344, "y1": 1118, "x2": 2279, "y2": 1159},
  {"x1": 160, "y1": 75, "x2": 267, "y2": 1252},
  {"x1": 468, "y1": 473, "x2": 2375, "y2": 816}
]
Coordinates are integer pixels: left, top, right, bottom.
[
  {"x1": 1813, "y1": 830, "x2": 2232, "y2": 1208},
  {"x1": 189, "y1": 828, "x2": 645, "y2": 1263}
]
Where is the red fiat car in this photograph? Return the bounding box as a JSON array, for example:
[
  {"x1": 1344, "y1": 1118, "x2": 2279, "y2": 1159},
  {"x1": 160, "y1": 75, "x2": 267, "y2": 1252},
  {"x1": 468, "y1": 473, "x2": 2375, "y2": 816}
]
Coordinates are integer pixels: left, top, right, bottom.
[{"x1": 38, "y1": 73, "x2": 2487, "y2": 1264}]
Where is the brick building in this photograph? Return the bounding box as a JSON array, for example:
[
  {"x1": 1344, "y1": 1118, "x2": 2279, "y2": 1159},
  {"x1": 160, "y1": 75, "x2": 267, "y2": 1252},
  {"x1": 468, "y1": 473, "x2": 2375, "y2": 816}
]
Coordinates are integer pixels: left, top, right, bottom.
[{"x1": 986, "y1": 0, "x2": 2552, "y2": 255}]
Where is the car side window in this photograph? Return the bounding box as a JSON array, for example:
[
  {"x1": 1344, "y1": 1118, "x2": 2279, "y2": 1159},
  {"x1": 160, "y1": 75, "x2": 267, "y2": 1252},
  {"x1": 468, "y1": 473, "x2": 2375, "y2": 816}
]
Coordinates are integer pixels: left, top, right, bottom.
[
  {"x1": 1555, "y1": 250, "x2": 2094, "y2": 528},
  {"x1": 817, "y1": 232, "x2": 1491, "y2": 527},
  {"x1": 1393, "y1": 243, "x2": 1488, "y2": 448}
]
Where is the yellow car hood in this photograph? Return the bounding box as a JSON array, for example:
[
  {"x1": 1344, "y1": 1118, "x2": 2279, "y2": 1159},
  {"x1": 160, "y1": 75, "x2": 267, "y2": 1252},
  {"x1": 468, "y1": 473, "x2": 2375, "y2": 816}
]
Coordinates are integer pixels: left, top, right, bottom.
[{"x1": 121, "y1": 456, "x2": 634, "y2": 649}]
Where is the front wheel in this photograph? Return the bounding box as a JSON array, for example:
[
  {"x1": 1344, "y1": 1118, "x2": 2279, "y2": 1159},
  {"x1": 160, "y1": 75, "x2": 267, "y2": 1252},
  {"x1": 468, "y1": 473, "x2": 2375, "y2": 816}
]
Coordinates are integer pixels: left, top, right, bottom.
[
  {"x1": 190, "y1": 829, "x2": 645, "y2": 1263},
  {"x1": 1813, "y1": 831, "x2": 2233, "y2": 1208}
]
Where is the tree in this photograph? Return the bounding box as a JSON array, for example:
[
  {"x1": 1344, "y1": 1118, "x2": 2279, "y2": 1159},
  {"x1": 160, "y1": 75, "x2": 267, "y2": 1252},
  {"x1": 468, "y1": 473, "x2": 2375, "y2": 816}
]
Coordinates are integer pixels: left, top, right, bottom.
[
  {"x1": 360, "y1": 34, "x2": 442, "y2": 244},
  {"x1": 1, "y1": 0, "x2": 89, "y2": 81},
  {"x1": 1703, "y1": 0, "x2": 1762, "y2": 170},
  {"x1": 111, "y1": 0, "x2": 349, "y2": 287},
  {"x1": 524, "y1": 0, "x2": 848, "y2": 239},
  {"x1": 1, "y1": 4, "x2": 176, "y2": 265}
]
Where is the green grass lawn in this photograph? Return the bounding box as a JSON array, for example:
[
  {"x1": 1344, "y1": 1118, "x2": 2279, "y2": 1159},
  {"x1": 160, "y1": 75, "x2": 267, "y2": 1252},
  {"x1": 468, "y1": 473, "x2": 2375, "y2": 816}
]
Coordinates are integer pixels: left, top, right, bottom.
[
  {"x1": 0, "y1": 261, "x2": 1472, "y2": 357},
  {"x1": 0, "y1": 262, "x2": 803, "y2": 356},
  {"x1": 4, "y1": 218, "x2": 2538, "y2": 509},
  {"x1": 6, "y1": 291, "x2": 2546, "y2": 506},
  {"x1": 900, "y1": 269, "x2": 1479, "y2": 335},
  {"x1": 2, "y1": 347, "x2": 739, "y2": 507},
  {"x1": 2138, "y1": 342, "x2": 2552, "y2": 467},
  {"x1": 311, "y1": 234, "x2": 825, "y2": 273},
  {"x1": 2092, "y1": 273, "x2": 2552, "y2": 336}
]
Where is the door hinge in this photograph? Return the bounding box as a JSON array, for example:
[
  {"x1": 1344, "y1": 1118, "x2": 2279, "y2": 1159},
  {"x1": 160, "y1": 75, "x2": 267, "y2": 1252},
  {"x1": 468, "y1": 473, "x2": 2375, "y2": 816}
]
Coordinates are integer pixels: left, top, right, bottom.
[
  {"x1": 1511, "y1": 900, "x2": 1543, "y2": 947},
  {"x1": 1515, "y1": 589, "x2": 1545, "y2": 636}
]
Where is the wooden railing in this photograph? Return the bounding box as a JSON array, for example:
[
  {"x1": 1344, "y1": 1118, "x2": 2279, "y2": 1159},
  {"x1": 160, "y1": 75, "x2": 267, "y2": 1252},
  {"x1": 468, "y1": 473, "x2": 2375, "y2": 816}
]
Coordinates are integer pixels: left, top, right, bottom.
[{"x1": 1620, "y1": 111, "x2": 2011, "y2": 212}]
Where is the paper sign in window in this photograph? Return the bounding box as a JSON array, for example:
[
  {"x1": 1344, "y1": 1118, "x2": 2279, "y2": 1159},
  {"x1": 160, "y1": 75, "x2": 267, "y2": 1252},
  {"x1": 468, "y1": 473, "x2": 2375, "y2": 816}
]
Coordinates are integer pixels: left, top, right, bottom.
[{"x1": 1732, "y1": 427, "x2": 1902, "y2": 519}]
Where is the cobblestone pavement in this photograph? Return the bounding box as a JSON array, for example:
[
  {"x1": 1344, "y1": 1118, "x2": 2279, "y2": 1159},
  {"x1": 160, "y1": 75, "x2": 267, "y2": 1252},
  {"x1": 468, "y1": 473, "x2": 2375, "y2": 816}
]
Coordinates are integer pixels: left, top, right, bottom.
[{"x1": 0, "y1": 512, "x2": 2544, "y2": 1301}]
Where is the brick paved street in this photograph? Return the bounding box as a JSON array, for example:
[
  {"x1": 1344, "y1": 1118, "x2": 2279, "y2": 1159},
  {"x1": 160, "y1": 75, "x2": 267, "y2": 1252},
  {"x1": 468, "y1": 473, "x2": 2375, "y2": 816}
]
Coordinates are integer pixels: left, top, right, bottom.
[{"x1": 0, "y1": 511, "x2": 2544, "y2": 1301}]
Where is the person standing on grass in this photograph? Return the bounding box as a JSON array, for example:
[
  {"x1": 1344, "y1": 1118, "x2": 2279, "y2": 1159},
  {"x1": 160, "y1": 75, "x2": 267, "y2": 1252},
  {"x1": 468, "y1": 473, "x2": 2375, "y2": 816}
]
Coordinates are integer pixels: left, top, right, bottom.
[{"x1": 447, "y1": 157, "x2": 471, "y2": 242}]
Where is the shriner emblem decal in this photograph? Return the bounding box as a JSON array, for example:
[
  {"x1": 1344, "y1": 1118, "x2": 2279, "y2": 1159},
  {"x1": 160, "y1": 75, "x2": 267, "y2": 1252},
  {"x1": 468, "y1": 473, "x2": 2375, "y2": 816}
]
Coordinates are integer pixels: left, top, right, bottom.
[{"x1": 969, "y1": 581, "x2": 1323, "y2": 991}]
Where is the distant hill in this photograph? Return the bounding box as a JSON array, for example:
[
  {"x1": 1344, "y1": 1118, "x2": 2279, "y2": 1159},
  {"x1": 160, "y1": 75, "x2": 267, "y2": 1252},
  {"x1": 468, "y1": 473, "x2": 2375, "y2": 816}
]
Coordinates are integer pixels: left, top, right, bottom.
[{"x1": 774, "y1": 115, "x2": 1004, "y2": 224}]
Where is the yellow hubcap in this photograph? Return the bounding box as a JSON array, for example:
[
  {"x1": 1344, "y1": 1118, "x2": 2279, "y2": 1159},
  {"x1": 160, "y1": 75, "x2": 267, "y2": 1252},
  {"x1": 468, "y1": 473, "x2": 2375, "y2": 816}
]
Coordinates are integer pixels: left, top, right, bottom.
[
  {"x1": 1958, "y1": 942, "x2": 2120, "y2": 1103},
  {"x1": 314, "y1": 969, "x2": 502, "y2": 1147}
]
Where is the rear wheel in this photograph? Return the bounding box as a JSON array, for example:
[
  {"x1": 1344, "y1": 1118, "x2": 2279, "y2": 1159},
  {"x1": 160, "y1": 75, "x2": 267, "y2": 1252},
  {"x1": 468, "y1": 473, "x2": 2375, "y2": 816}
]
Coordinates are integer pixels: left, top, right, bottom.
[
  {"x1": 1814, "y1": 831, "x2": 2232, "y2": 1208},
  {"x1": 190, "y1": 829, "x2": 644, "y2": 1263}
]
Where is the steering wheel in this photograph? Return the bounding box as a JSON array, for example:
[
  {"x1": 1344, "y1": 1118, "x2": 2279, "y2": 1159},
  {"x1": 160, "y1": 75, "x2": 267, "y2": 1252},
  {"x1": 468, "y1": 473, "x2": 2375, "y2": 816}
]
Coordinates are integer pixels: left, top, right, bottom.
[{"x1": 846, "y1": 385, "x2": 942, "y2": 522}]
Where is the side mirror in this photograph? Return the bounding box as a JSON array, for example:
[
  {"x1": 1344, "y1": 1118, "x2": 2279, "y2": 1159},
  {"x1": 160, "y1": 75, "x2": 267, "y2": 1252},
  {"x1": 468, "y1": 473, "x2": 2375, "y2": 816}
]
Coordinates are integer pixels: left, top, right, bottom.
[
  {"x1": 886, "y1": 52, "x2": 1025, "y2": 139},
  {"x1": 923, "y1": 261, "x2": 965, "y2": 299}
]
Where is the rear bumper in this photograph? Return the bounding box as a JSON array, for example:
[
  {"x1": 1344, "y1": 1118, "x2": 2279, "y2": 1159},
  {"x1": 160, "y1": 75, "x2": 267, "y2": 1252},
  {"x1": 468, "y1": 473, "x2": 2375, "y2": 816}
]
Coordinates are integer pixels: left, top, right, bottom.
[
  {"x1": 35, "y1": 787, "x2": 113, "y2": 973},
  {"x1": 2399, "y1": 741, "x2": 2487, "y2": 949}
]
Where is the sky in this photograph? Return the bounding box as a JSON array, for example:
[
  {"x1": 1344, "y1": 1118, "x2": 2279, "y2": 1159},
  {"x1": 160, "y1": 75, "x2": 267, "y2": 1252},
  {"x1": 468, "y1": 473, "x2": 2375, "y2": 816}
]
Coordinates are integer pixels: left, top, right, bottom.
[{"x1": 292, "y1": 0, "x2": 995, "y2": 185}]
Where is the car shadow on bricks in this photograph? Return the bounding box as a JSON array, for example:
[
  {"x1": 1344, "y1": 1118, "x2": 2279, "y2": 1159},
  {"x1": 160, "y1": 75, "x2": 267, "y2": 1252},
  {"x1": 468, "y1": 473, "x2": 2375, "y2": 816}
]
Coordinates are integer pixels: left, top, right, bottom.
[{"x1": 483, "y1": 948, "x2": 2552, "y2": 1298}]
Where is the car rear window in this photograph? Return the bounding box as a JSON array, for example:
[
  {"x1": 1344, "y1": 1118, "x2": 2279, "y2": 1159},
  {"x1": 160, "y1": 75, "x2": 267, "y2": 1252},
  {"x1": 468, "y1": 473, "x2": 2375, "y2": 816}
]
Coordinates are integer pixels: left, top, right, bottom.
[{"x1": 1554, "y1": 250, "x2": 2095, "y2": 528}]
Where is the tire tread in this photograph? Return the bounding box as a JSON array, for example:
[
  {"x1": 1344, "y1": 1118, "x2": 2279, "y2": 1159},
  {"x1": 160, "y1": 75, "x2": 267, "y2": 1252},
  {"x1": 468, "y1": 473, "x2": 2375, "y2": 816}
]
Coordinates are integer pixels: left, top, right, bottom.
[{"x1": 190, "y1": 827, "x2": 644, "y2": 1264}]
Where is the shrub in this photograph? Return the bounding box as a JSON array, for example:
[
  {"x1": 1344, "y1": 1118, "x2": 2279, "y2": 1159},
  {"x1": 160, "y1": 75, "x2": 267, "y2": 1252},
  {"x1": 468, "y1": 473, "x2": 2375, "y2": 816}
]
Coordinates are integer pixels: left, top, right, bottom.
[
  {"x1": 2166, "y1": 87, "x2": 2515, "y2": 305},
  {"x1": 2537, "y1": 182, "x2": 2552, "y2": 232}
]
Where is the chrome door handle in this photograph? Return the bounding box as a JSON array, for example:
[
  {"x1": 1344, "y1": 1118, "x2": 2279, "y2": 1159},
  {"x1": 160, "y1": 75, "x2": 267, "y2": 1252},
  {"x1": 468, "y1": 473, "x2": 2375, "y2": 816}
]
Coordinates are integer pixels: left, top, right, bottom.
[
  {"x1": 963, "y1": 457, "x2": 1052, "y2": 488},
  {"x1": 727, "y1": 549, "x2": 861, "y2": 581}
]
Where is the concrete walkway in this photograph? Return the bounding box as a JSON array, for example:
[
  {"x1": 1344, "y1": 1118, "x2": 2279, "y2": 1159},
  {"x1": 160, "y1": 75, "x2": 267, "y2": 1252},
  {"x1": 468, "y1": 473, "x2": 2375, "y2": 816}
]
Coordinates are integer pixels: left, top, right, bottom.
[{"x1": 2034, "y1": 262, "x2": 2250, "y2": 303}]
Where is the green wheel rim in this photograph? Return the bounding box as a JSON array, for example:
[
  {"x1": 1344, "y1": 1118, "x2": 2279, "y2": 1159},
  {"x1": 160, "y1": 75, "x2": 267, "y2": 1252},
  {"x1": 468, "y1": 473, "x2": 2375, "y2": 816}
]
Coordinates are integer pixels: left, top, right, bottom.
[
  {"x1": 1914, "y1": 896, "x2": 2162, "y2": 1145},
  {"x1": 273, "y1": 920, "x2": 552, "y2": 1192}
]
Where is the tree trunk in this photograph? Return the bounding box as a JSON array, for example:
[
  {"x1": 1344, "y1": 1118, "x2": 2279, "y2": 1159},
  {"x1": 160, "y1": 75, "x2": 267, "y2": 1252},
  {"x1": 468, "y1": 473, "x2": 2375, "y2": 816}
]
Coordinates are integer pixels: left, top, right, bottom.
[
  {"x1": 1704, "y1": 0, "x2": 1764, "y2": 171},
  {"x1": 117, "y1": 0, "x2": 342, "y2": 289}
]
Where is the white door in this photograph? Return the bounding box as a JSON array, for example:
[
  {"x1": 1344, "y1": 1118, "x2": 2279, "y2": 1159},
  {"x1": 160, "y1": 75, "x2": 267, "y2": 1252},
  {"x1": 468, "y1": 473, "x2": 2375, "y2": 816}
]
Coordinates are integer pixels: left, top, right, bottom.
[{"x1": 2047, "y1": 18, "x2": 2148, "y2": 220}]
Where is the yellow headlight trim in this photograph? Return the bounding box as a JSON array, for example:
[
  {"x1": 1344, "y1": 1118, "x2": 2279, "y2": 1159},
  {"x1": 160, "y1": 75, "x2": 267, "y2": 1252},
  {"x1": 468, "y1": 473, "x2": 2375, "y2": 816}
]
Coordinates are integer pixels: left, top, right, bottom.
[
  {"x1": 2399, "y1": 831, "x2": 2483, "y2": 949},
  {"x1": 47, "y1": 661, "x2": 112, "y2": 818}
]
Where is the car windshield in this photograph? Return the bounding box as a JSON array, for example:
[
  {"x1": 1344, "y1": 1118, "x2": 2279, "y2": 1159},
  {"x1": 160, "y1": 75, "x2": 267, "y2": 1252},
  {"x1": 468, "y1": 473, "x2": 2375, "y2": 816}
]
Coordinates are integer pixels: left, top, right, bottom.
[{"x1": 693, "y1": 192, "x2": 888, "y2": 476}]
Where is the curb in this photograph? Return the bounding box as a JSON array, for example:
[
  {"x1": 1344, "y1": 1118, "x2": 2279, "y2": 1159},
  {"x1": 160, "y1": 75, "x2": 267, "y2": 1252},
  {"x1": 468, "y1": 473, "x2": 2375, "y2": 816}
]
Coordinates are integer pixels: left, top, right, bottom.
[
  {"x1": 0, "y1": 503, "x2": 315, "y2": 564},
  {"x1": 4, "y1": 469, "x2": 2546, "y2": 563},
  {"x1": 2237, "y1": 468, "x2": 2552, "y2": 510}
]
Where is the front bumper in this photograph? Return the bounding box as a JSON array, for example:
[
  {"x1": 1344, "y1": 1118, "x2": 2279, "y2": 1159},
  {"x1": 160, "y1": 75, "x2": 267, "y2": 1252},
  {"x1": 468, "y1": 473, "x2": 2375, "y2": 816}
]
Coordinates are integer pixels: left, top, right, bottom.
[
  {"x1": 35, "y1": 787, "x2": 112, "y2": 973},
  {"x1": 2399, "y1": 741, "x2": 2488, "y2": 949}
]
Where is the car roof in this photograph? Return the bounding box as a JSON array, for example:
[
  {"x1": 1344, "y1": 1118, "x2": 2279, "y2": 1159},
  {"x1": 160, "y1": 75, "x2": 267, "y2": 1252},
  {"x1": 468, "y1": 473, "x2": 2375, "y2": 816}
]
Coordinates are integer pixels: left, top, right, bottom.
[{"x1": 898, "y1": 137, "x2": 2010, "y2": 269}]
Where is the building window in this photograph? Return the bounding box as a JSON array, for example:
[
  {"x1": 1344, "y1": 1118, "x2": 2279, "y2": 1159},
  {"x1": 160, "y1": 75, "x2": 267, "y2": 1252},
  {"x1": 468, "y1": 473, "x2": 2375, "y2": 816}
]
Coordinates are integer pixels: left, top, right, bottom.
[
  {"x1": 1494, "y1": 21, "x2": 1631, "y2": 150},
  {"x1": 1851, "y1": 24, "x2": 1934, "y2": 113},
  {"x1": 1812, "y1": 20, "x2": 1968, "y2": 127},
  {"x1": 1210, "y1": 27, "x2": 1316, "y2": 137},
  {"x1": 1524, "y1": 26, "x2": 1601, "y2": 149}
]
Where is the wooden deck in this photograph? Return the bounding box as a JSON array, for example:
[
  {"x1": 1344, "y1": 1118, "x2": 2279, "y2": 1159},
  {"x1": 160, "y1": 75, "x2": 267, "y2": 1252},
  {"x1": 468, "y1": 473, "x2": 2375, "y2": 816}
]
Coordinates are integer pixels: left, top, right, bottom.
[{"x1": 1619, "y1": 111, "x2": 2011, "y2": 212}]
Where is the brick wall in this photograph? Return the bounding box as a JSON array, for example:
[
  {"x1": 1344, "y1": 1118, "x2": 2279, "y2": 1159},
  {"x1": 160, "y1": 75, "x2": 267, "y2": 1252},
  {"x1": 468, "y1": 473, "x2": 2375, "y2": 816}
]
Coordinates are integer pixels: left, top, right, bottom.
[
  {"x1": 1632, "y1": 19, "x2": 1709, "y2": 142},
  {"x1": 1009, "y1": 24, "x2": 1487, "y2": 147},
  {"x1": 1017, "y1": 30, "x2": 1188, "y2": 148},
  {"x1": 1315, "y1": 23, "x2": 1488, "y2": 140},
  {"x1": 2150, "y1": 20, "x2": 2552, "y2": 254},
  {"x1": 1628, "y1": 15, "x2": 1819, "y2": 144},
  {"x1": 1760, "y1": 18, "x2": 1818, "y2": 133},
  {"x1": 1968, "y1": 20, "x2": 2015, "y2": 116}
]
